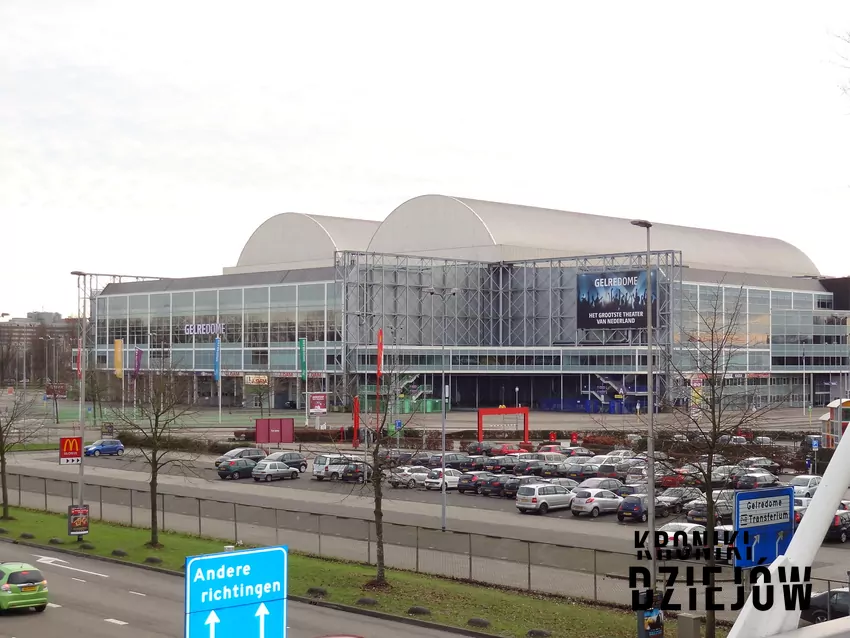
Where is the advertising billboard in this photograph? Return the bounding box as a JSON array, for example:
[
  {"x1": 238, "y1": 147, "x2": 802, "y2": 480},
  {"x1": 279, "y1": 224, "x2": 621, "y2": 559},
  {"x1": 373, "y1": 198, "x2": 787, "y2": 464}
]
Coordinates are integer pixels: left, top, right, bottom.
[
  {"x1": 577, "y1": 270, "x2": 657, "y2": 330},
  {"x1": 309, "y1": 393, "x2": 328, "y2": 414}
]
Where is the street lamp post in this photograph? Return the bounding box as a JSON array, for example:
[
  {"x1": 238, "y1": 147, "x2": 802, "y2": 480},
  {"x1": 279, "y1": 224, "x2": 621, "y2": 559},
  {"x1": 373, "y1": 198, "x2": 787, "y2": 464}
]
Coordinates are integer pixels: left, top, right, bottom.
[
  {"x1": 631, "y1": 219, "x2": 657, "y2": 594},
  {"x1": 424, "y1": 286, "x2": 459, "y2": 533},
  {"x1": 71, "y1": 271, "x2": 89, "y2": 524}
]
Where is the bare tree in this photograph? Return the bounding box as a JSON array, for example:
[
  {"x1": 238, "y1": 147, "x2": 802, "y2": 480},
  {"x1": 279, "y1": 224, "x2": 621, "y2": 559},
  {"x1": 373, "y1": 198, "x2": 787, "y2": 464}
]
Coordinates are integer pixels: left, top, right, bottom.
[
  {"x1": 109, "y1": 359, "x2": 196, "y2": 547},
  {"x1": 651, "y1": 283, "x2": 788, "y2": 638},
  {"x1": 0, "y1": 392, "x2": 42, "y2": 519}
]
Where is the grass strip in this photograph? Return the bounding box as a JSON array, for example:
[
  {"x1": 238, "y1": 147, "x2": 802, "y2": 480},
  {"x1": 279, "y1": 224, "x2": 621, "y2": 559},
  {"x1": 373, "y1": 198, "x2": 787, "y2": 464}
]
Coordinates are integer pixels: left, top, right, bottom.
[
  {"x1": 9, "y1": 443, "x2": 64, "y2": 452},
  {"x1": 0, "y1": 507, "x2": 719, "y2": 637}
]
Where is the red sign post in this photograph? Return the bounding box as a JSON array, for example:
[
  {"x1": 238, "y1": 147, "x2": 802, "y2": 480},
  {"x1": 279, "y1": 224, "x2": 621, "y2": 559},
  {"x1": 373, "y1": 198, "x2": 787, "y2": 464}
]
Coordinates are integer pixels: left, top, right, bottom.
[
  {"x1": 59, "y1": 437, "x2": 82, "y2": 465},
  {"x1": 309, "y1": 393, "x2": 327, "y2": 415}
]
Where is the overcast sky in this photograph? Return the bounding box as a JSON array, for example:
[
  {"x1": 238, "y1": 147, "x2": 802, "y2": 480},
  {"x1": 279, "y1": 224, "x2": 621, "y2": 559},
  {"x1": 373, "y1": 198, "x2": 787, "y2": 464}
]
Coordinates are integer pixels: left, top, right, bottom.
[{"x1": 2, "y1": 1, "x2": 849, "y2": 318}]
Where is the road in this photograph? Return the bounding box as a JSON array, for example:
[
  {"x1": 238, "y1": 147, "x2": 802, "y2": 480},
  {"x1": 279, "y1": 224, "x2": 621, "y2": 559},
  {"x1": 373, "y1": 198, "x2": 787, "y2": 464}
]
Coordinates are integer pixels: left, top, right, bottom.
[{"x1": 0, "y1": 542, "x2": 463, "y2": 638}]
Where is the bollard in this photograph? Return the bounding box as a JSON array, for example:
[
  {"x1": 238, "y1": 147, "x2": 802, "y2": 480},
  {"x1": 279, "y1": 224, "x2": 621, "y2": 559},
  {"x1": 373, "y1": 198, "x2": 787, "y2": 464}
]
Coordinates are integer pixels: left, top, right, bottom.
[
  {"x1": 526, "y1": 542, "x2": 532, "y2": 592},
  {"x1": 17, "y1": 474, "x2": 21, "y2": 507},
  {"x1": 415, "y1": 526, "x2": 420, "y2": 572},
  {"x1": 468, "y1": 534, "x2": 473, "y2": 580},
  {"x1": 317, "y1": 515, "x2": 322, "y2": 556},
  {"x1": 233, "y1": 503, "x2": 238, "y2": 543},
  {"x1": 130, "y1": 490, "x2": 134, "y2": 527},
  {"x1": 99, "y1": 485, "x2": 103, "y2": 521},
  {"x1": 676, "y1": 613, "x2": 701, "y2": 638},
  {"x1": 593, "y1": 550, "x2": 598, "y2": 600},
  {"x1": 43, "y1": 478, "x2": 47, "y2": 510}
]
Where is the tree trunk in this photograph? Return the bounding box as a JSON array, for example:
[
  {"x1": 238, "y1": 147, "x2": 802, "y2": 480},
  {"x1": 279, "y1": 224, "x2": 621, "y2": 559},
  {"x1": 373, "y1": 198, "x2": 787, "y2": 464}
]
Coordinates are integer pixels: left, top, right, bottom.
[
  {"x1": 705, "y1": 489, "x2": 717, "y2": 638},
  {"x1": 372, "y1": 446, "x2": 386, "y2": 585},
  {"x1": 0, "y1": 449, "x2": 9, "y2": 520},
  {"x1": 149, "y1": 451, "x2": 160, "y2": 547}
]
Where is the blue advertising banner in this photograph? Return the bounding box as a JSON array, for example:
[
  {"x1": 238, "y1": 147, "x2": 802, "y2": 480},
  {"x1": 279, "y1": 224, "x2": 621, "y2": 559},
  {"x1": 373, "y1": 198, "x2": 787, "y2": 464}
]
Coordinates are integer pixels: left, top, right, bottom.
[
  {"x1": 213, "y1": 337, "x2": 221, "y2": 382},
  {"x1": 577, "y1": 269, "x2": 657, "y2": 330}
]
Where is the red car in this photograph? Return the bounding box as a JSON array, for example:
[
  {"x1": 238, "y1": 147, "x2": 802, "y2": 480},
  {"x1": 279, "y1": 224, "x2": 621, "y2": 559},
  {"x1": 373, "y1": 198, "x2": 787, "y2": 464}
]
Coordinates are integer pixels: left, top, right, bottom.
[{"x1": 488, "y1": 443, "x2": 523, "y2": 456}]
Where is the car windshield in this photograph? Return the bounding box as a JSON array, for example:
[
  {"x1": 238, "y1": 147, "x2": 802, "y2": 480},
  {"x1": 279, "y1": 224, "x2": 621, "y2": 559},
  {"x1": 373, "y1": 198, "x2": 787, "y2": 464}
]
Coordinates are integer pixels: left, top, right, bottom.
[
  {"x1": 791, "y1": 477, "x2": 811, "y2": 486},
  {"x1": 223, "y1": 449, "x2": 242, "y2": 458},
  {"x1": 91, "y1": 440, "x2": 104, "y2": 446}
]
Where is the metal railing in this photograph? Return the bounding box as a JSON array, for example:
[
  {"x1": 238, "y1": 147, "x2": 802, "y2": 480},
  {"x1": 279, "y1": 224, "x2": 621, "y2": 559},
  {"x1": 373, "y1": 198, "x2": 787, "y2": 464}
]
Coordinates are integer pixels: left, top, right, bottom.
[{"x1": 6, "y1": 471, "x2": 845, "y2": 620}]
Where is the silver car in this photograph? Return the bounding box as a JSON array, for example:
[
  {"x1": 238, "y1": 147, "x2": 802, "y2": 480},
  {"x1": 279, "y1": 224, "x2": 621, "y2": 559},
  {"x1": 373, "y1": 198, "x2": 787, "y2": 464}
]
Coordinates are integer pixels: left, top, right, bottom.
[
  {"x1": 571, "y1": 488, "x2": 623, "y2": 517},
  {"x1": 516, "y1": 483, "x2": 575, "y2": 515},
  {"x1": 252, "y1": 461, "x2": 300, "y2": 482}
]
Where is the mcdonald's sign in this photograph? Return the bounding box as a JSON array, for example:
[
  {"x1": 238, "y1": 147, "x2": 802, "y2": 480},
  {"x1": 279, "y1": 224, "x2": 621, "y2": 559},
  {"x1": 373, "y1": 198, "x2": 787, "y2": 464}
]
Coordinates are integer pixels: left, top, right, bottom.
[{"x1": 59, "y1": 437, "x2": 82, "y2": 465}]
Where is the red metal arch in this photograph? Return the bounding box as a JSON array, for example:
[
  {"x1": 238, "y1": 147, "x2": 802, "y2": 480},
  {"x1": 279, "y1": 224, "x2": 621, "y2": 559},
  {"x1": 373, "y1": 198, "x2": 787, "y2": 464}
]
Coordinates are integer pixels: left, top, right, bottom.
[{"x1": 477, "y1": 407, "x2": 529, "y2": 443}]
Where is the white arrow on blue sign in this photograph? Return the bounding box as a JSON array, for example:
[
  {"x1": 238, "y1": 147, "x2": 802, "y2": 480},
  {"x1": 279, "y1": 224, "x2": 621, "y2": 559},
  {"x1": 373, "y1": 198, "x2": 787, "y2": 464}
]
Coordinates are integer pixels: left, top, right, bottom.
[
  {"x1": 812, "y1": 438, "x2": 819, "y2": 450},
  {"x1": 185, "y1": 546, "x2": 287, "y2": 638}
]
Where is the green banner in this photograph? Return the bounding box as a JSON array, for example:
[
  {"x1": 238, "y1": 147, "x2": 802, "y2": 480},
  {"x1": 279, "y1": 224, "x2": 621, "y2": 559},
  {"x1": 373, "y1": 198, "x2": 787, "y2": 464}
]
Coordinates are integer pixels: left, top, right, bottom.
[{"x1": 298, "y1": 337, "x2": 307, "y2": 381}]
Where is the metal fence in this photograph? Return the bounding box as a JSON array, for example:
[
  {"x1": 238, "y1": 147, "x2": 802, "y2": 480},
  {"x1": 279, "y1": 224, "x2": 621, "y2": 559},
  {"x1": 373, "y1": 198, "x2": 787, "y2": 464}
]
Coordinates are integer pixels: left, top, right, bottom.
[{"x1": 6, "y1": 472, "x2": 845, "y2": 619}]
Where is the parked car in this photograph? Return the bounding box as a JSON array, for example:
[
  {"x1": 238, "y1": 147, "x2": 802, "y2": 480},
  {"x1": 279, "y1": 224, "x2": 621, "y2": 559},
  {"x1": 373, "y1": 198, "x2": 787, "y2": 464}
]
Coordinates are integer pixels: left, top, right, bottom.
[
  {"x1": 571, "y1": 488, "x2": 623, "y2": 517},
  {"x1": 536, "y1": 444, "x2": 564, "y2": 454},
  {"x1": 265, "y1": 451, "x2": 308, "y2": 473},
  {"x1": 615, "y1": 482, "x2": 654, "y2": 498},
  {"x1": 389, "y1": 465, "x2": 430, "y2": 488},
  {"x1": 541, "y1": 462, "x2": 569, "y2": 478},
  {"x1": 424, "y1": 468, "x2": 462, "y2": 490},
  {"x1": 618, "y1": 494, "x2": 670, "y2": 522},
  {"x1": 657, "y1": 487, "x2": 704, "y2": 514},
  {"x1": 710, "y1": 465, "x2": 737, "y2": 488},
  {"x1": 465, "y1": 441, "x2": 494, "y2": 456},
  {"x1": 0, "y1": 562, "x2": 48, "y2": 612},
  {"x1": 218, "y1": 458, "x2": 257, "y2": 480},
  {"x1": 484, "y1": 455, "x2": 519, "y2": 474},
  {"x1": 84, "y1": 439, "x2": 125, "y2": 457},
  {"x1": 516, "y1": 483, "x2": 575, "y2": 514},
  {"x1": 252, "y1": 460, "x2": 300, "y2": 482},
  {"x1": 699, "y1": 454, "x2": 729, "y2": 467},
  {"x1": 736, "y1": 472, "x2": 780, "y2": 490},
  {"x1": 607, "y1": 449, "x2": 636, "y2": 459},
  {"x1": 794, "y1": 506, "x2": 807, "y2": 529},
  {"x1": 686, "y1": 500, "x2": 723, "y2": 525},
  {"x1": 740, "y1": 456, "x2": 781, "y2": 474},
  {"x1": 214, "y1": 447, "x2": 266, "y2": 468},
  {"x1": 459, "y1": 455, "x2": 489, "y2": 472},
  {"x1": 661, "y1": 464, "x2": 702, "y2": 488},
  {"x1": 488, "y1": 443, "x2": 524, "y2": 457},
  {"x1": 546, "y1": 477, "x2": 578, "y2": 489},
  {"x1": 457, "y1": 471, "x2": 495, "y2": 494},
  {"x1": 313, "y1": 454, "x2": 362, "y2": 481},
  {"x1": 825, "y1": 510, "x2": 850, "y2": 543},
  {"x1": 561, "y1": 446, "x2": 594, "y2": 458},
  {"x1": 577, "y1": 464, "x2": 601, "y2": 480},
  {"x1": 480, "y1": 474, "x2": 509, "y2": 497},
  {"x1": 511, "y1": 453, "x2": 546, "y2": 462},
  {"x1": 714, "y1": 524, "x2": 736, "y2": 563},
  {"x1": 753, "y1": 436, "x2": 774, "y2": 446},
  {"x1": 790, "y1": 475, "x2": 821, "y2": 498},
  {"x1": 503, "y1": 475, "x2": 548, "y2": 499},
  {"x1": 565, "y1": 463, "x2": 590, "y2": 480},
  {"x1": 578, "y1": 477, "x2": 623, "y2": 491},
  {"x1": 648, "y1": 522, "x2": 708, "y2": 560},
  {"x1": 428, "y1": 452, "x2": 469, "y2": 470},
  {"x1": 801, "y1": 587, "x2": 850, "y2": 624},
  {"x1": 341, "y1": 463, "x2": 372, "y2": 483},
  {"x1": 514, "y1": 460, "x2": 546, "y2": 476}
]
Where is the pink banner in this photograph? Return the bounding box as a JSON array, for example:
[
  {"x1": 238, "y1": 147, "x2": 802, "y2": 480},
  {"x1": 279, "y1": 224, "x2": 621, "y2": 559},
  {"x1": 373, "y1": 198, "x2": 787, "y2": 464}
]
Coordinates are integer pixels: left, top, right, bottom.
[{"x1": 133, "y1": 347, "x2": 143, "y2": 377}]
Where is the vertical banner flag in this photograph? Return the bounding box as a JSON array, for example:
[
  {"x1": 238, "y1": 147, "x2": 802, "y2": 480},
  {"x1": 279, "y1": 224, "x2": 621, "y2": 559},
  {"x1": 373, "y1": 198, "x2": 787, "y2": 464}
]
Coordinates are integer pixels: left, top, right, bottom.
[
  {"x1": 298, "y1": 337, "x2": 307, "y2": 381},
  {"x1": 133, "y1": 347, "x2": 143, "y2": 378},
  {"x1": 213, "y1": 337, "x2": 221, "y2": 382},
  {"x1": 376, "y1": 328, "x2": 384, "y2": 378},
  {"x1": 114, "y1": 339, "x2": 124, "y2": 379}
]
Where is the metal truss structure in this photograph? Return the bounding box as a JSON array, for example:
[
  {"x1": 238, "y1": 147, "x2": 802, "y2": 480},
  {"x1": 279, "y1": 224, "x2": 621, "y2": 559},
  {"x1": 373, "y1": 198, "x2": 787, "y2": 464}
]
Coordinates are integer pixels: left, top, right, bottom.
[{"x1": 334, "y1": 250, "x2": 683, "y2": 406}]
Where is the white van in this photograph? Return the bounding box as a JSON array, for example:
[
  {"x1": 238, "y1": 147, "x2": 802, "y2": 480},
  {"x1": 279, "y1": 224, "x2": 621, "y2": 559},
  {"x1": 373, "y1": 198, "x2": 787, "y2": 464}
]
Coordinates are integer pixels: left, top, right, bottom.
[{"x1": 313, "y1": 454, "x2": 360, "y2": 481}]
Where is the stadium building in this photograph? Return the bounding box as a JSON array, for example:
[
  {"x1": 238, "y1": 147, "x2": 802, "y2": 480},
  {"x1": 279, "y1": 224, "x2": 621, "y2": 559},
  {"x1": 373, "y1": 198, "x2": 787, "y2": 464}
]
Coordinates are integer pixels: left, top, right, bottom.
[{"x1": 83, "y1": 194, "x2": 850, "y2": 415}]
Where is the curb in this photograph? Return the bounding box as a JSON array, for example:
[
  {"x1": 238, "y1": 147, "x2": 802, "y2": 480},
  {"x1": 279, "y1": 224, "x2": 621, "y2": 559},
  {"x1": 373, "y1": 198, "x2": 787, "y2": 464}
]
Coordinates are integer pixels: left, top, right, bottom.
[{"x1": 0, "y1": 536, "x2": 501, "y2": 638}]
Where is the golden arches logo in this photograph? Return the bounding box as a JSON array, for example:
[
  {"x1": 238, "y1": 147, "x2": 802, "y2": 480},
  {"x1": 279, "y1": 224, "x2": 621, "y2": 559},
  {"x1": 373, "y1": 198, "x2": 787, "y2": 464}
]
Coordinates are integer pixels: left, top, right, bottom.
[{"x1": 62, "y1": 438, "x2": 80, "y2": 454}]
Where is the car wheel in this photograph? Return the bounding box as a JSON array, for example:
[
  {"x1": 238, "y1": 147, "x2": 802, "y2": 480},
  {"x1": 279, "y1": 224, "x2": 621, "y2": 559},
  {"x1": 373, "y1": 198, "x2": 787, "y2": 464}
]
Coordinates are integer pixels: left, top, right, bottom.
[
  {"x1": 617, "y1": 515, "x2": 624, "y2": 522},
  {"x1": 571, "y1": 510, "x2": 580, "y2": 517},
  {"x1": 805, "y1": 492, "x2": 811, "y2": 498},
  {"x1": 641, "y1": 513, "x2": 648, "y2": 523},
  {"x1": 331, "y1": 472, "x2": 340, "y2": 481},
  {"x1": 458, "y1": 489, "x2": 465, "y2": 494},
  {"x1": 265, "y1": 475, "x2": 272, "y2": 482},
  {"x1": 227, "y1": 473, "x2": 235, "y2": 480},
  {"x1": 300, "y1": 464, "x2": 307, "y2": 473},
  {"x1": 291, "y1": 472, "x2": 298, "y2": 480},
  {"x1": 812, "y1": 611, "x2": 829, "y2": 623},
  {"x1": 841, "y1": 532, "x2": 847, "y2": 544},
  {"x1": 674, "y1": 504, "x2": 682, "y2": 513},
  {"x1": 476, "y1": 485, "x2": 483, "y2": 495},
  {"x1": 591, "y1": 507, "x2": 600, "y2": 518},
  {"x1": 117, "y1": 448, "x2": 124, "y2": 456},
  {"x1": 538, "y1": 503, "x2": 549, "y2": 515},
  {"x1": 253, "y1": 478, "x2": 260, "y2": 482},
  {"x1": 315, "y1": 476, "x2": 324, "y2": 481},
  {"x1": 93, "y1": 450, "x2": 100, "y2": 457},
  {"x1": 425, "y1": 485, "x2": 432, "y2": 490},
  {"x1": 34, "y1": 605, "x2": 46, "y2": 613},
  {"x1": 407, "y1": 479, "x2": 415, "y2": 489},
  {"x1": 357, "y1": 476, "x2": 364, "y2": 484}
]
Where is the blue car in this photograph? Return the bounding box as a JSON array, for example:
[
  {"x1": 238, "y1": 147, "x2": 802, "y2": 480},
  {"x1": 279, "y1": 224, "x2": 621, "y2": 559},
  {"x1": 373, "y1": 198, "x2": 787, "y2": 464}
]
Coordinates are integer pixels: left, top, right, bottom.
[{"x1": 84, "y1": 439, "x2": 125, "y2": 457}]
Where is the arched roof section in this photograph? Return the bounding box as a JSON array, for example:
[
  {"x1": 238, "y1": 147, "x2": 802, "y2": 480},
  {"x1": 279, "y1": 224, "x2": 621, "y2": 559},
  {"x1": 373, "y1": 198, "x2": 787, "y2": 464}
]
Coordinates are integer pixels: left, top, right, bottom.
[
  {"x1": 368, "y1": 195, "x2": 819, "y2": 277},
  {"x1": 233, "y1": 213, "x2": 380, "y2": 273}
]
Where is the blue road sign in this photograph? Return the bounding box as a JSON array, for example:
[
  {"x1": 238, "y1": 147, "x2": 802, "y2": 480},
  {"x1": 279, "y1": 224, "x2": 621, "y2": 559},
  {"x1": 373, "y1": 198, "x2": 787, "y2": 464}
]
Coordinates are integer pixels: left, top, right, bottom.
[
  {"x1": 185, "y1": 546, "x2": 287, "y2": 638},
  {"x1": 733, "y1": 486, "x2": 794, "y2": 569},
  {"x1": 812, "y1": 438, "x2": 819, "y2": 450},
  {"x1": 395, "y1": 419, "x2": 403, "y2": 432}
]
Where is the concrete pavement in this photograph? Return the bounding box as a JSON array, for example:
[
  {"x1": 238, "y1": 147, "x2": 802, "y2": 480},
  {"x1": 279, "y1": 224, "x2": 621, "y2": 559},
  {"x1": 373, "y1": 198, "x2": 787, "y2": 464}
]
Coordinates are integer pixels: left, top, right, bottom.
[{"x1": 0, "y1": 542, "x2": 465, "y2": 638}]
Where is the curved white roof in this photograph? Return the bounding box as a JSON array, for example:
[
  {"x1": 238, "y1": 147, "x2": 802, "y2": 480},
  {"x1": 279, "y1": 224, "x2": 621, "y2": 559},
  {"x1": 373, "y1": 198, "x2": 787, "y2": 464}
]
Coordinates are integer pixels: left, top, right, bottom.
[
  {"x1": 366, "y1": 195, "x2": 819, "y2": 277},
  {"x1": 227, "y1": 213, "x2": 380, "y2": 274}
]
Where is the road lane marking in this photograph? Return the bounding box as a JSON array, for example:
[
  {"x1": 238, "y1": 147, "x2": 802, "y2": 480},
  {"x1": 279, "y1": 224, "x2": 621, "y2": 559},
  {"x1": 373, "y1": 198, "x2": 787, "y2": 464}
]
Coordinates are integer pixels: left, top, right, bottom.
[
  {"x1": 32, "y1": 555, "x2": 110, "y2": 578},
  {"x1": 104, "y1": 619, "x2": 128, "y2": 625},
  {"x1": 72, "y1": 577, "x2": 86, "y2": 583},
  {"x1": 129, "y1": 591, "x2": 146, "y2": 596},
  {"x1": 47, "y1": 603, "x2": 61, "y2": 608}
]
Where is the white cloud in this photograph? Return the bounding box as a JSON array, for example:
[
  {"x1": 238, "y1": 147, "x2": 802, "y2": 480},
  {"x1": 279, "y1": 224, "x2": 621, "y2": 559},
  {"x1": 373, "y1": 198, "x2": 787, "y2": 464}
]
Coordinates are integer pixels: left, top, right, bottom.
[{"x1": 1, "y1": 0, "x2": 849, "y2": 316}]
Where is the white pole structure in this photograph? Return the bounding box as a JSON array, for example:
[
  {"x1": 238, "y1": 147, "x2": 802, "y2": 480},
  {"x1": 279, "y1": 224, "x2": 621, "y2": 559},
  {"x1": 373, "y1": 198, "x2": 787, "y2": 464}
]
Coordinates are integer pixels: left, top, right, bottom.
[
  {"x1": 728, "y1": 408, "x2": 850, "y2": 637},
  {"x1": 71, "y1": 271, "x2": 88, "y2": 521},
  {"x1": 425, "y1": 286, "x2": 458, "y2": 533},
  {"x1": 802, "y1": 348, "x2": 807, "y2": 415},
  {"x1": 631, "y1": 219, "x2": 657, "y2": 595}
]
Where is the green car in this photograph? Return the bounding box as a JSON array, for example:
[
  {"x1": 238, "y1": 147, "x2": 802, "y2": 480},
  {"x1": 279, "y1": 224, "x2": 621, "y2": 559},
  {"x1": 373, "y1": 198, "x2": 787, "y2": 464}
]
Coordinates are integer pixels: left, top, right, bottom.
[{"x1": 0, "y1": 563, "x2": 48, "y2": 612}]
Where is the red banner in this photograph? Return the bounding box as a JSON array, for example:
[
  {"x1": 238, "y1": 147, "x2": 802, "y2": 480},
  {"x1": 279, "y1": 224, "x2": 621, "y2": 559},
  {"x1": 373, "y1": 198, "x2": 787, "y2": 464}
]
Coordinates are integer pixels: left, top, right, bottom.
[
  {"x1": 376, "y1": 328, "x2": 384, "y2": 378},
  {"x1": 352, "y1": 396, "x2": 360, "y2": 443},
  {"x1": 76, "y1": 350, "x2": 82, "y2": 379}
]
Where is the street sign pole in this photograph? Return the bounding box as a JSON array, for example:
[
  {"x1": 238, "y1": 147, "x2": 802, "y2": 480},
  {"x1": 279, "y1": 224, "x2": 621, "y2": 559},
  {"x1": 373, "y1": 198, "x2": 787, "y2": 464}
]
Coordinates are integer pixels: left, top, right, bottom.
[{"x1": 185, "y1": 546, "x2": 288, "y2": 638}]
